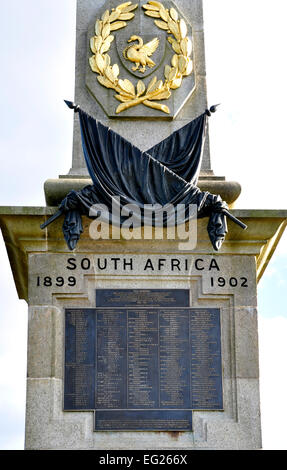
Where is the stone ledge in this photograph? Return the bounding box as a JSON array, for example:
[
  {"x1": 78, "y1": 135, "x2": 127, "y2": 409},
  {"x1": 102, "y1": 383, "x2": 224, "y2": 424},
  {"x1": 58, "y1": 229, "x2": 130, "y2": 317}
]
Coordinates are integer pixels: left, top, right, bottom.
[
  {"x1": 44, "y1": 177, "x2": 241, "y2": 207},
  {"x1": 0, "y1": 207, "x2": 286, "y2": 301}
]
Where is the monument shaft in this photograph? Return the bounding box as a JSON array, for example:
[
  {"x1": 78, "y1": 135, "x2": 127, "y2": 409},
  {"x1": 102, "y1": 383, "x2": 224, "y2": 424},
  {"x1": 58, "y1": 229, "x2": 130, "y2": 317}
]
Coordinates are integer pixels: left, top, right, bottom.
[{"x1": 1, "y1": 0, "x2": 287, "y2": 450}]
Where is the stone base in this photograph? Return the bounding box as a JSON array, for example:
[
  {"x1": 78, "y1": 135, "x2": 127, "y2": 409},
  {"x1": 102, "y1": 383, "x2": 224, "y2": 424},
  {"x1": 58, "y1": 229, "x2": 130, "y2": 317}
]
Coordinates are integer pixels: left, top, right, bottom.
[
  {"x1": 1, "y1": 207, "x2": 286, "y2": 449},
  {"x1": 25, "y1": 249, "x2": 261, "y2": 449}
]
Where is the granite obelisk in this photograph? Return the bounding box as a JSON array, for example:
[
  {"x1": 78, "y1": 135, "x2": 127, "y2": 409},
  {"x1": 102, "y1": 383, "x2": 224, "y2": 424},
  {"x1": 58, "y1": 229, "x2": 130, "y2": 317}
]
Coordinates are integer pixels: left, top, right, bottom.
[{"x1": 0, "y1": 0, "x2": 286, "y2": 450}]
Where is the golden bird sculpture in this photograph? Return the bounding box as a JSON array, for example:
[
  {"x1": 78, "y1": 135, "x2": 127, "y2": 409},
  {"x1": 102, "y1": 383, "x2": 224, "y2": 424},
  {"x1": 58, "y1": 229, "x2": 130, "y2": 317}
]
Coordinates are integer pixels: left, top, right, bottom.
[{"x1": 123, "y1": 35, "x2": 160, "y2": 73}]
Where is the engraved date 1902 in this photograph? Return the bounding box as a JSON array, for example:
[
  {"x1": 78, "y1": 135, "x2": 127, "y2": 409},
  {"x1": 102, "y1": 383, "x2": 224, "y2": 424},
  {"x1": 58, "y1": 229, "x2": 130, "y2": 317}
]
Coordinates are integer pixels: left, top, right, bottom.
[{"x1": 210, "y1": 276, "x2": 248, "y2": 288}]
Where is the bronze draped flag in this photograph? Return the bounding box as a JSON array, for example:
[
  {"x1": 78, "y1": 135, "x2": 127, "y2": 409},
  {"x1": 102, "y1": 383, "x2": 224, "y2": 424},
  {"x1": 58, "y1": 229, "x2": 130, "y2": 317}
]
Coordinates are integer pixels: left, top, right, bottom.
[{"x1": 41, "y1": 102, "x2": 246, "y2": 250}]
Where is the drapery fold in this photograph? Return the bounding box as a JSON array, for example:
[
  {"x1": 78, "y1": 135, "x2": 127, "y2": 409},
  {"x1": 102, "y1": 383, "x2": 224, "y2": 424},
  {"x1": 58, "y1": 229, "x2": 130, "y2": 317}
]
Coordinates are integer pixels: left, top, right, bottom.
[
  {"x1": 147, "y1": 112, "x2": 208, "y2": 184},
  {"x1": 77, "y1": 108, "x2": 206, "y2": 207},
  {"x1": 54, "y1": 104, "x2": 229, "y2": 250}
]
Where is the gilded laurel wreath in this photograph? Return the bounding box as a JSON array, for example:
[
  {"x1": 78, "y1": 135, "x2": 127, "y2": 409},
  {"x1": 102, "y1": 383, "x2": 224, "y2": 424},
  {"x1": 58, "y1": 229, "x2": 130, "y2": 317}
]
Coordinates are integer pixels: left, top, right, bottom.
[{"x1": 89, "y1": 1, "x2": 193, "y2": 114}]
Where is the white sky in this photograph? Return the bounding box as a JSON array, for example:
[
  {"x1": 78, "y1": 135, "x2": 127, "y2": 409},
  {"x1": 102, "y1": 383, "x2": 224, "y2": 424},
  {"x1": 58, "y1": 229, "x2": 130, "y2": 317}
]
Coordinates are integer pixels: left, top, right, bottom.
[{"x1": 0, "y1": 0, "x2": 287, "y2": 450}]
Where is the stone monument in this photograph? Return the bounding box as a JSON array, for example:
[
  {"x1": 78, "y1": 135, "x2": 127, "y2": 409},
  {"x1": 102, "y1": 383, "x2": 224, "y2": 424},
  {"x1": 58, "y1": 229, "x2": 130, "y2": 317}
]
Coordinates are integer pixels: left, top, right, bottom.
[{"x1": 0, "y1": 0, "x2": 287, "y2": 450}]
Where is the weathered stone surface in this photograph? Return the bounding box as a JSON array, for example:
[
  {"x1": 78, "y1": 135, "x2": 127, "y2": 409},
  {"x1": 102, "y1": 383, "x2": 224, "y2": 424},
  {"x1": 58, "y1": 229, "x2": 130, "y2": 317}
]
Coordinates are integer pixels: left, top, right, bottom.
[
  {"x1": 1, "y1": 0, "x2": 286, "y2": 450},
  {"x1": 234, "y1": 307, "x2": 260, "y2": 378},
  {"x1": 200, "y1": 255, "x2": 257, "y2": 307},
  {"x1": 1, "y1": 207, "x2": 286, "y2": 301},
  {"x1": 197, "y1": 179, "x2": 242, "y2": 206},
  {"x1": 24, "y1": 303, "x2": 253, "y2": 449},
  {"x1": 85, "y1": 0, "x2": 196, "y2": 119},
  {"x1": 25, "y1": 378, "x2": 92, "y2": 450},
  {"x1": 44, "y1": 176, "x2": 241, "y2": 206},
  {"x1": 7, "y1": 205, "x2": 281, "y2": 449},
  {"x1": 192, "y1": 380, "x2": 261, "y2": 449},
  {"x1": 71, "y1": 0, "x2": 210, "y2": 174},
  {"x1": 27, "y1": 306, "x2": 62, "y2": 379},
  {"x1": 1, "y1": 204, "x2": 284, "y2": 449},
  {"x1": 57, "y1": 0, "x2": 241, "y2": 210}
]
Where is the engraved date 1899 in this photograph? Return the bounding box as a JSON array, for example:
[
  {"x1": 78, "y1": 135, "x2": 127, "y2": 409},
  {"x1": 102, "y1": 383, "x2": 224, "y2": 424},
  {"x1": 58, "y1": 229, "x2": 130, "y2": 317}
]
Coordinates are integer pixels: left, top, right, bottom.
[{"x1": 36, "y1": 276, "x2": 76, "y2": 287}]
